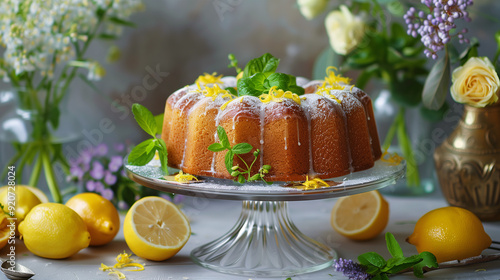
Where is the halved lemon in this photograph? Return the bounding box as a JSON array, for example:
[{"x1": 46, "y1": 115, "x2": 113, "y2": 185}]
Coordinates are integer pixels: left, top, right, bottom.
[
  {"x1": 124, "y1": 196, "x2": 190, "y2": 261},
  {"x1": 331, "y1": 190, "x2": 389, "y2": 241}
]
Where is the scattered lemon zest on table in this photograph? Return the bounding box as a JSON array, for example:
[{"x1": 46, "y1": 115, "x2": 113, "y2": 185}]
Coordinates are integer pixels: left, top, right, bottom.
[
  {"x1": 174, "y1": 171, "x2": 199, "y2": 183},
  {"x1": 380, "y1": 149, "x2": 404, "y2": 166},
  {"x1": 100, "y1": 251, "x2": 145, "y2": 279}
]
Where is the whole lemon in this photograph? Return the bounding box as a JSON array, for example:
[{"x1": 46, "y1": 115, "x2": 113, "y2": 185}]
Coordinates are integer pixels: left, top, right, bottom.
[
  {"x1": 65, "y1": 193, "x2": 120, "y2": 246},
  {"x1": 407, "y1": 206, "x2": 491, "y2": 263},
  {"x1": 0, "y1": 186, "x2": 42, "y2": 220},
  {"x1": 18, "y1": 203, "x2": 91, "y2": 259}
]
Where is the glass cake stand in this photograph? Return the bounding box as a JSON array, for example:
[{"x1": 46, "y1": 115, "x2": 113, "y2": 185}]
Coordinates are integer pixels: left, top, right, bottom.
[{"x1": 125, "y1": 159, "x2": 405, "y2": 277}]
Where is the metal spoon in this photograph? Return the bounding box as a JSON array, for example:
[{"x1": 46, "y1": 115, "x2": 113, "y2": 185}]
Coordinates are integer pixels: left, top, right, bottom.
[{"x1": 0, "y1": 260, "x2": 35, "y2": 280}]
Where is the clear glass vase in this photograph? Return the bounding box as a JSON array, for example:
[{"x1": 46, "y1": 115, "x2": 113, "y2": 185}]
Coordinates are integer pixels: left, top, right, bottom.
[
  {"x1": 0, "y1": 88, "x2": 82, "y2": 202},
  {"x1": 373, "y1": 90, "x2": 437, "y2": 196}
]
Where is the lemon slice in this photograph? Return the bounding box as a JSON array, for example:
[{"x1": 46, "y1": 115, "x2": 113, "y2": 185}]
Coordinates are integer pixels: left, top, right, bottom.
[
  {"x1": 331, "y1": 190, "x2": 389, "y2": 241},
  {"x1": 124, "y1": 197, "x2": 190, "y2": 261}
]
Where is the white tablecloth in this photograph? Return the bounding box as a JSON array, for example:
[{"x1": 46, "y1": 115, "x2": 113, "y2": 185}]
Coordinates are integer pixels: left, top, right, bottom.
[{"x1": 5, "y1": 190, "x2": 500, "y2": 280}]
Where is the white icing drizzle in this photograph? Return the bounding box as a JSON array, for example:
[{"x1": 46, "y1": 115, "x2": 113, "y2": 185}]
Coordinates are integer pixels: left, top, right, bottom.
[{"x1": 300, "y1": 95, "x2": 316, "y2": 177}]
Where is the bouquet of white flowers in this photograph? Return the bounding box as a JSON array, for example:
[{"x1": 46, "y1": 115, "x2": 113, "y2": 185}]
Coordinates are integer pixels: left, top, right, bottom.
[{"x1": 0, "y1": 0, "x2": 143, "y2": 202}]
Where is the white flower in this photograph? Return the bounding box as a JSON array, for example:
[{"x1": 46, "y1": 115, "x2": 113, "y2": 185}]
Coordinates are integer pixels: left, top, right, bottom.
[
  {"x1": 297, "y1": 0, "x2": 329, "y2": 20},
  {"x1": 325, "y1": 5, "x2": 366, "y2": 55},
  {"x1": 0, "y1": 0, "x2": 142, "y2": 76}
]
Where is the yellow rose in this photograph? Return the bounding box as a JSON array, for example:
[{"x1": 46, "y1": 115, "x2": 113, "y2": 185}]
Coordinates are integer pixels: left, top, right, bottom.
[
  {"x1": 297, "y1": 0, "x2": 329, "y2": 20},
  {"x1": 325, "y1": 5, "x2": 366, "y2": 55},
  {"x1": 451, "y1": 57, "x2": 500, "y2": 107}
]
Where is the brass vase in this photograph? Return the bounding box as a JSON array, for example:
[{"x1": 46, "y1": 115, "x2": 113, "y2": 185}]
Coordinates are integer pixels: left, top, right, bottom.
[{"x1": 434, "y1": 104, "x2": 500, "y2": 221}]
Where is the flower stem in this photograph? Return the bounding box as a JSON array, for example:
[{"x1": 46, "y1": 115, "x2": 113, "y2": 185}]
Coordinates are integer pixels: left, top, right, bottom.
[
  {"x1": 28, "y1": 151, "x2": 43, "y2": 187},
  {"x1": 396, "y1": 108, "x2": 420, "y2": 187},
  {"x1": 41, "y1": 148, "x2": 62, "y2": 203}
]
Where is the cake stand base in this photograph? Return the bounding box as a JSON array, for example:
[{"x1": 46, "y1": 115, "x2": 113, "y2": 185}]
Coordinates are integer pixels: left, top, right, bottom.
[{"x1": 190, "y1": 200, "x2": 336, "y2": 277}]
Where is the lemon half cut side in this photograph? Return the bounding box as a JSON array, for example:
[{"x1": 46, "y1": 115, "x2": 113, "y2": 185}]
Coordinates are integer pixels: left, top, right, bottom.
[
  {"x1": 331, "y1": 190, "x2": 389, "y2": 241},
  {"x1": 124, "y1": 196, "x2": 190, "y2": 261}
]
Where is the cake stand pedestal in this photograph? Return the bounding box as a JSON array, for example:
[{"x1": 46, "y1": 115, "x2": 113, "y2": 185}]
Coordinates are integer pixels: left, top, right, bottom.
[{"x1": 125, "y1": 160, "x2": 405, "y2": 277}]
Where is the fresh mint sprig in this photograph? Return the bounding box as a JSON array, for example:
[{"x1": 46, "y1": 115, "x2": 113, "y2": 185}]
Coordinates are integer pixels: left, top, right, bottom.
[
  {"x1": 355, "y1": 232, "x2": 438, "y2": 279},
  {"x1": 208, "y1": 126, "x2": 271, "y2": 184},
  {"x1": 230, "y1": 53, "x2": 305, "y2": 97},
  {"x1": 128, "y1": 103, "x2": 169, "y2": 175}
]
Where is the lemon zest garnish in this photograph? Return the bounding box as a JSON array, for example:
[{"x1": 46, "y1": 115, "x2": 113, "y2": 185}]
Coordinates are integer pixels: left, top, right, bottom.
[
  {"x1": 380, "y1": 149, "x2": 404, "y2": 166},
  {"x1": 174, "y1": 171, "x2": 199, "y2": 183},
  {"x1": 195, "y1": 72, "x2": 223, "y2": 85},
  {"x1": 301, "y1": 175, "x2": 330, "y2": 190},
  {"x1": 199, "y1": 83, "x2": 236, "y2": 110},
  {"x1": 100, "y1": 251, "x2": 146, "y2": 279},
  {"x1": 259, "y1": 86, "x2": 301, "y2": 105},
  {"x1": 324, "y1": 66, "x2": 351, "y2": 86},
  {"x1": 350, "y1": 84, "x2": 355, "y2": 92},
  {"x1": 316, "y1": 83, "x2": 342, "y2": 104}
]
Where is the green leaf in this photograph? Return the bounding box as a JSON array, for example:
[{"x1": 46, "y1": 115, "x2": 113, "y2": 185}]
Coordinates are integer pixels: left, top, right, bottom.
[
  {"x1": 128, "y1": 139, "x2": 156, "y2": 165},
  {"x1": 154, "y1": 113, "x2": 164, "y2": 135},
  {"x1": 358, "y1": 252, "x2": 387, "y2": 268},
  {"x1": 217, "y1": 126, "x2": 231, "y2": 149},
  {"x1": 248, "y1": 174, "x2": 261, "y2": 181},
  {"x1": 459, "y1": 39, "x2": 479, "y2": 65},
  {"x1": 422, "y1": 52, "x2": 451, "y2": 110},
  {"x1": 237, "y1": 174, "x2": 245, "y2": 183},
  {"x1": 232, "y1": 143, "x2": 253, "y2": 154},
  {"x1": 157, "y1": 148, "x2": 169, "y2": 175},
  {"x1": 385, "y1": 255, "x2": 423, "y2": 274},
  {"x1": 242, "y1": 53, "x2": 279, "y2": 78},
  {"x1": 108, "y1": 16, "x2": 136, "y2": 27},
  {"x1": 266, "y1": 72, "x2": 291, "y2": 90},
  {"x1": 225, "y1": 87, "x2": 237, "y2": 96},
  {"x1": 224, "y1": 150, "x2": 234, "y2": 174},
  {"x1": 237, "y1": 73, "x2": 268, "y2": 97},
  {"x1": 288, "y1": 84, "x2": 305, "y2": 95},
  {"x1": 208, "y1": 143, "x2": 226, "y2": 152},
  {"x1": 385, "y1": 232, "x2": 404, "y2": 259},
  {"x1": 412, "y1": 252, "x2": 438, "y2": 278},
  {"x1": 132, "y1": 103, "x2": 158, "y2": 137}
]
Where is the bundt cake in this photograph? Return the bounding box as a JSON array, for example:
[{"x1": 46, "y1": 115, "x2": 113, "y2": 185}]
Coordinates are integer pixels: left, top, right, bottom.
[{"x1": 162, "y1": 55, "x2": 381, "y2": 182}]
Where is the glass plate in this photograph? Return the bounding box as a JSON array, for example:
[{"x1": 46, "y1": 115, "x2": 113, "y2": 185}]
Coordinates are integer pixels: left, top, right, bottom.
[{"x1": 125, "y1": 158, "x2": 406, "y2": 201}]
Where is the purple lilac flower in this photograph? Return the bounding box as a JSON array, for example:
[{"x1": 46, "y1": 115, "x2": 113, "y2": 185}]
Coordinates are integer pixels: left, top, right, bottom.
[
  {"x1": 108, "y1": 155, "x2": 123, "y2": 172},
  {"x1": 334, "y1": 258, "x2": 372, "y2": 280},
  {"x1": 94, "y1": 181, "x2": 105, "y2": 193},
  {"x1": 114, "y1": 143, "x2": 125, "y2": 152},
  {"x1": 70, "y1": 165, "x2": 84, "y2": 181},
  {"x1": 94, "y1": 143, "x2": 109, "y2": 156},
  {"x1": 404, "y1": 0, "x2": 473, "y2": 59},
  {"x1": 90, "y1": 161, "x2": 105, "y2": 180},
  {"x1": 86, "y1": 180, "x2": 97, "y2": 191},
  {"x1": 118, "y1": 201, "x2": 129, "y2": 210},
  {"x1": 173, "y1": 194, "x2": 186, "y2": 204},
  {"x1": 102, "y1": 188, "x2": 114, "y2": 200},
  {"x1": 104, "y1": 171, "x2": 117, "y2": 185},
  {"x1": 80, "y1": 149, "x2": 93, "y2": 164}
]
